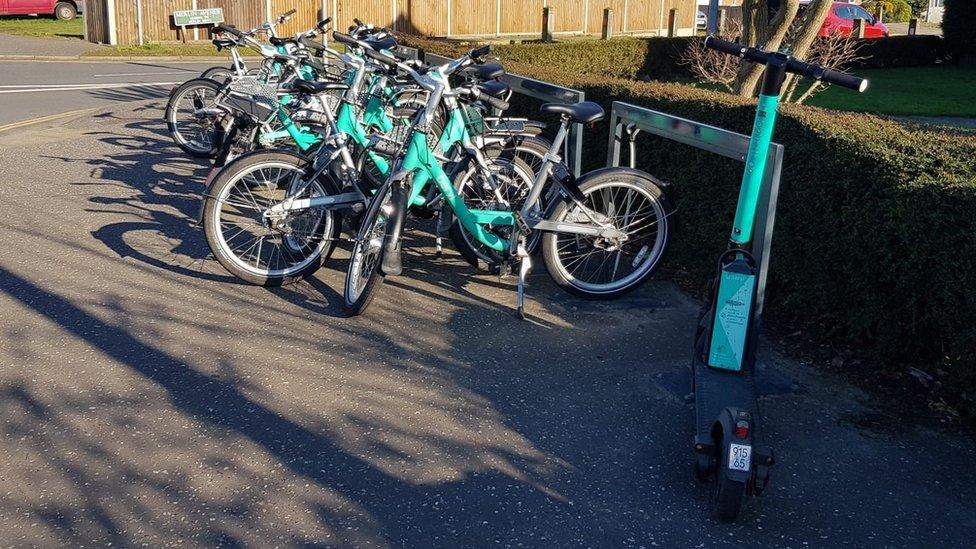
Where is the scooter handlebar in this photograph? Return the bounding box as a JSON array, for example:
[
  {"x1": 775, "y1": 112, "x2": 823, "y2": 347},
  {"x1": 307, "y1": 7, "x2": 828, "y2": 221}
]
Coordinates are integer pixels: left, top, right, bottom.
[
  {"x1": 703, "y1": 35, "x2": 868, "y2": 93},
  {"x1": 818, "y1": 66, "x2": 868, "y2": 92}
]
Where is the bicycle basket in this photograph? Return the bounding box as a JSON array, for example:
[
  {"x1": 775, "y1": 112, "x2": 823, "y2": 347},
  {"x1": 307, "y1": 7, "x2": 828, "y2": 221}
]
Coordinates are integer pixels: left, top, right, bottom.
[
  {"x1": 226, "y1": 76, "x2": 279, "y2": 104},
  {"x1": 462, "y1": 105, "x2": 486, "y2": 136},
  {"x1": 219, "y1": 76, "x2": 280, "y2": 124}
]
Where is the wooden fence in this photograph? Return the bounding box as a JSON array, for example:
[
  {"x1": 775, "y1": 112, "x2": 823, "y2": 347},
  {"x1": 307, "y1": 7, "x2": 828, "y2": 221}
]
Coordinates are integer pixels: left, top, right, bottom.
[{"x1": 86, "y1": 0, "x2": 696, "y2": 46}]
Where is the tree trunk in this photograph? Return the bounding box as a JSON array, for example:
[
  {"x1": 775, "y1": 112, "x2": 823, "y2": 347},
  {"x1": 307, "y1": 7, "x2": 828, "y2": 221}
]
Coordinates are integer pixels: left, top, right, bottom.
[
  {"x1": 741, "y1": 0, "x2": 768, "y2": 47},
  {"x1": 778, "y1": 0, "x2": 835, "y2": 95},
  {"x1": 788, "y1": 0, "x2": 834, "y2": 60},
  {"x1": 734, "y1": 0, "x2": 800, "y2": 97}
]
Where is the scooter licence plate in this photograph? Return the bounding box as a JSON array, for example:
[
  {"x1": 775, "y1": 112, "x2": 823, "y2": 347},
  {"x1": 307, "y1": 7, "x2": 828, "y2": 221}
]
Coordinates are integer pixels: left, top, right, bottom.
[{"x1": 728, "y1": 443, "x2": 752, "y2": 472}]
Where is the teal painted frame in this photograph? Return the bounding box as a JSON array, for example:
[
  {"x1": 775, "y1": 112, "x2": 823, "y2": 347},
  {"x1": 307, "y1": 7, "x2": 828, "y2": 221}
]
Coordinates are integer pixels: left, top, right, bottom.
[
  {"x1": 399, "y1": 109, "x2": 514, "y2": 252},
  {"x1": 729, "y1": 93, "x2": 779, "y2": 246}
]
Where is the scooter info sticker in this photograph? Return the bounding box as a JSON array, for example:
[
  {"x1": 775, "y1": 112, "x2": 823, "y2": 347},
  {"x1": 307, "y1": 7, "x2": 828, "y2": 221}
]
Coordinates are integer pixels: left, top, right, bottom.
[{"x1": 728, "y1": 443, "x2": 752, "y2": 472}]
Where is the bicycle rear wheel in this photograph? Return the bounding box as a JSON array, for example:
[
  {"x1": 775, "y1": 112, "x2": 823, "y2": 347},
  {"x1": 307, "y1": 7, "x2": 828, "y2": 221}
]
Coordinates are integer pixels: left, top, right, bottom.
[
  {"x1": 343, "y1": 182, "x2": 393, "y2": 316},
  {"x1": 541, "y1": 170, "x2": 672, "y2": 299},
  {"x1": 166, "y1": 78, "x2": 222, "y2": 158}
]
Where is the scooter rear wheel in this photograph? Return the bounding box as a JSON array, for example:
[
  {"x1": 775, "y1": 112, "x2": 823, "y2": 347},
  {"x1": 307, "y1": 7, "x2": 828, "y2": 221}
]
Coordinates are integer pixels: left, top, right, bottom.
[{"x1": 712, "y1": 445, "x2": 745, "y2": 523}]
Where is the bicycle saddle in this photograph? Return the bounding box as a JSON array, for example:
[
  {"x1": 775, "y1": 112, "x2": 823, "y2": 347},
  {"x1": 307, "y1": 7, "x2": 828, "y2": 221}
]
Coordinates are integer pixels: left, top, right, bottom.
[
  {"x1": 540, "y1": 101, "x2": 604, "y2": 123},
  {"x1": 477, "y1": 79, "x2": 509, "y2": 98},
  {"x1": 292, "y1": 79, "x2": 349, "y2": 95},
  {"x1": 471, "y1": 63, "x2": 504, "y2": 80},
  {"x1": 269, "y1": 36, "x2": 295, "y2": 47},
  {"x1": 364, "y1": 35, "x2": 397, "y2": 52}
]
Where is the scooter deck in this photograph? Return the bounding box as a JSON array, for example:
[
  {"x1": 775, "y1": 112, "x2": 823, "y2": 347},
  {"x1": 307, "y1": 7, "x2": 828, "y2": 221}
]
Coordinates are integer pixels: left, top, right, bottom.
[{"x1": 692, "y1": 353, "x2": 763, "y2": 440}]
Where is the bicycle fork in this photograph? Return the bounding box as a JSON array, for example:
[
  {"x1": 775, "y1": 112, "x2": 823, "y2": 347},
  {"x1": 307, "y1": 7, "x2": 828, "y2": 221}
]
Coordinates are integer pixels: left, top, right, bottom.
[{"x1": 380, "y1": 179, "x2": 411, "y2": 276}]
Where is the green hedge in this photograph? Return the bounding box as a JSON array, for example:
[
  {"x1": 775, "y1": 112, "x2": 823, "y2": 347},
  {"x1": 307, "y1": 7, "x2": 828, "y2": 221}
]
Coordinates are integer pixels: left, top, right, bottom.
[
  {"x1": 853, "y1": 35, "x2": 953, "y2": 68},
  {"x1": 944, "y1": 0, "x2": 976, "y2": 59},
  {"x1": 402, "y1": 35, "x2": 976, "y2": 416},
  {"x1": 400, "y1": 34, "x2": 951, "y2": 83},
  {"x1": 399, "y1": 34, "x2": 694, "y2": 80}
]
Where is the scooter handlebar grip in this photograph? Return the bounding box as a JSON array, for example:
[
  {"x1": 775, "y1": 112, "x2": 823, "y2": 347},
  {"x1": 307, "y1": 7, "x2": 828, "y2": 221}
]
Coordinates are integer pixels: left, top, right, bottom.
[
  {"x1": 703, "y1": 36, "x2": 747, "y2": 56},
  {"x1": 820, "y1": 68, "x2": 868, "y2": 92}
]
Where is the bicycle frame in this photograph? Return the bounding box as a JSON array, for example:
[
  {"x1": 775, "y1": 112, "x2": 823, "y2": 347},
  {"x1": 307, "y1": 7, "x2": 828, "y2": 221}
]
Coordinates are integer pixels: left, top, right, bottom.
[{"x1": 391, "y1": 73, "x2": 626, "y2": 253}]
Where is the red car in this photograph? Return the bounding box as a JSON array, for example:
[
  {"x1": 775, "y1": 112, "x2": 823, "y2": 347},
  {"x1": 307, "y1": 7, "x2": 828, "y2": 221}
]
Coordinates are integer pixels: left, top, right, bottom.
[
  {"x1": 818, "y1": 2, "x2": 889, "y2": 38},
  {"x1": 0, "y1": 0, "x2": 83, "y2": 20}
]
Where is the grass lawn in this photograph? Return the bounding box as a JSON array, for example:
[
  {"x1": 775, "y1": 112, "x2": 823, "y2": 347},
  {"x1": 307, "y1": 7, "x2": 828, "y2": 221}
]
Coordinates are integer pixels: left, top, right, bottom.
[
  {"x1": 83, "y1": 42, "x2": 261, "y2": 57},
  {"x1": 806, "y1": 66, "x2": 976, "y2": 118},
  {"x1": 0, "y1": 15, "x2": 83, "y2": 39}
]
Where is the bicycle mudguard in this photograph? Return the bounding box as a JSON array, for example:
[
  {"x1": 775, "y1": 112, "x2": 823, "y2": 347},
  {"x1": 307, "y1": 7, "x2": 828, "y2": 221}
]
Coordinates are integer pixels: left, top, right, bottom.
[
  {"x1": 196, "y1": 149, "x2": 317, "y2": 224},
  {"x1": 484, "y1": 119, "x2": 544, "y2": 137},
  {"x1": 380, "y1": 179, "x2": 411, "y2": 276},
  {"x1": 545, "y1": 165, "x2": 673, "y2": 218}
]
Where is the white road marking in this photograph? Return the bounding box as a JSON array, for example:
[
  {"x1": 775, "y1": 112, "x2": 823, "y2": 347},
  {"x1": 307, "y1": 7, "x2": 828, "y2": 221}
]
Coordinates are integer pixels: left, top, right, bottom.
[
  {"x1": 0, "y1": 81, "x2": 180, "y2": 94},
  {"x1": 93, "y1": 71, "x2": 196, "y2": 77}
]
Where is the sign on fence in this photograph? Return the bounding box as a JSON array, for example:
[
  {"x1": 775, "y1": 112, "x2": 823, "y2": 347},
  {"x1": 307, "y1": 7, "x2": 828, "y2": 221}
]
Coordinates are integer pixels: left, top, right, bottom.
[{"x1": 172, "y1": 8, "x2": 224, "y2": 27}]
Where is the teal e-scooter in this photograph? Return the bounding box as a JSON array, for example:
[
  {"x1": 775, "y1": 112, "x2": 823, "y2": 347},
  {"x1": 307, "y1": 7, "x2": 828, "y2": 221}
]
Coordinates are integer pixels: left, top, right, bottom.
[{"x1": 691, "y1": 35, "x2": 868, "y2": 522}]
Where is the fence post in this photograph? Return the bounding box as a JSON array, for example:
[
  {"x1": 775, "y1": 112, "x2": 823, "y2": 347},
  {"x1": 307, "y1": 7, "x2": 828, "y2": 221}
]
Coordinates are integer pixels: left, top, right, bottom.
[
  {"x1": 718, "y1": 8, "x2": 727, "y2": 34},
  {"x1": 601, "y1": 8, "x2": 613, "y2": 40},
  {"x1": 135, "y1": 0, "x2": 144, "y2": 45},
  {"x1": 852, "y1": 18, "x2": 865, "y2": 38},
  {"x1": 667, "y1": 8, "x2": 676, "y2": 37},
  {"x1": 874, "y1": 5, "x2": 884, "y2": 23},
  {"x1": 908, "y1": 17, "x2": 918, "y2": 35},
  {"x1": 542, "y1": 6, "x2": 555, "y2": 42}
]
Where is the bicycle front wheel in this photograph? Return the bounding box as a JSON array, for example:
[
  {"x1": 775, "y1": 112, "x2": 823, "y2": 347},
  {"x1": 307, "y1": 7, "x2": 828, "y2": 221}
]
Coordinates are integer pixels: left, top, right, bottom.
[
  {"x1": 202, "y1": 151, "x2": 339, "y2": 286},
  {"x1": 166, "y1": 78, "x2": 222, "y2": 158},
  {"x1": 343, "y1": 182, "x2": 393, "y2": 316},
  {"x1": 541, "y1": 170, "x2": 672, "y2": 299}
]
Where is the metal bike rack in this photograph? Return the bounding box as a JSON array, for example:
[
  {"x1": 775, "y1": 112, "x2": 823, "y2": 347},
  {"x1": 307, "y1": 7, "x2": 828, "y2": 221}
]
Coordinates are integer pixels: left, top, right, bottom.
[
  {"x1": 606, "y1": 100, "x2": 784, "y2": 321},
  {"x1": 393, "y1": 46, "x2": 585, "y2": 177},
  {"x1": 606, "y1": 100, "x2": 785, "y2": 470}
]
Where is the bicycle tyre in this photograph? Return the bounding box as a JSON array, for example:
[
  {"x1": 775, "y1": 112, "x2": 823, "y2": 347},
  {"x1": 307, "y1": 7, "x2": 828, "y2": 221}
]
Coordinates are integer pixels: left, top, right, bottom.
[
  {"x1": 343, "y1": 182, "x2": 392, "y2": 316},
  {"x1": 448, "y1": 153, "x2": 536, "y2": 271},
  {"x1": 166, "y1": 78, "x2": 223, "y2": 158},
  {"x1": 202, "y1": 150, "x2": 340, "y2": 286},
  {"x1": 541, "y1": 169, "x2": 672, "y2": 299}
]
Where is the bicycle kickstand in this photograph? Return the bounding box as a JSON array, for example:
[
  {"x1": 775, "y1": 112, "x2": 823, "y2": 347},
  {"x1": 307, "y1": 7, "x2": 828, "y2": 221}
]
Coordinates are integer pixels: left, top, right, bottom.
[{"x1": 515, "y1": 241, "x2": 531, "y2": 320}]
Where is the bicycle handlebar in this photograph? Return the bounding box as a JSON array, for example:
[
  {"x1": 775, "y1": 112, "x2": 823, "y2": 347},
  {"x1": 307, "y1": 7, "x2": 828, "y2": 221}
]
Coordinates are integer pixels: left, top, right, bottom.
[
  {"x1": 468, "y1": 87, "x2": 508, "y2": 111},
  {"x1": 277, "y1": 9, "x2": 296, "y2": 24},
  {"x1": 215, "y1": 23, "x2": 244, "y2": 39},
  {"x1": 703, "y1": 36, "x2": 868, "y2": 92}
]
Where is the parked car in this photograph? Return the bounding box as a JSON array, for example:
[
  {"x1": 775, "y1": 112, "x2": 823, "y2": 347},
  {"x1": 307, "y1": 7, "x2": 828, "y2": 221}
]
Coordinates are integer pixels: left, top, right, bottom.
[
  {"x1": 0, "y1": 0, "x2": 83, "y2": 20},
  {"x1": 696, "y1": 9, "x2": 708, "y2": 31},
  {"x1": 818, "y1": 1, "x2": 889, "y2": 38}
]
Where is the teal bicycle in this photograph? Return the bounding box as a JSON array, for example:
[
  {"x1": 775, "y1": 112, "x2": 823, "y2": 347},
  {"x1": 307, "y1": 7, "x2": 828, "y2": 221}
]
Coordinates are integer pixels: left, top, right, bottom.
[
  {"x1": 344, "y1": 45, "x2": 673, "y2": 317},
  {"x1": 199, "y1": 33, "x2": 538, "y2": 287}
]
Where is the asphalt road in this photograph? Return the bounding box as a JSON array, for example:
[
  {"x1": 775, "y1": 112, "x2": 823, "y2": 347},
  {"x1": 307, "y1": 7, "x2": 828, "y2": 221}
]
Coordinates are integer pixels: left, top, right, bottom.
[
  {"x1": 0, "y1": 101, "x2": 973, "y2": 547},
  {"x1": 0, "y1": 60, "x2": 215, "y2": 126}
]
